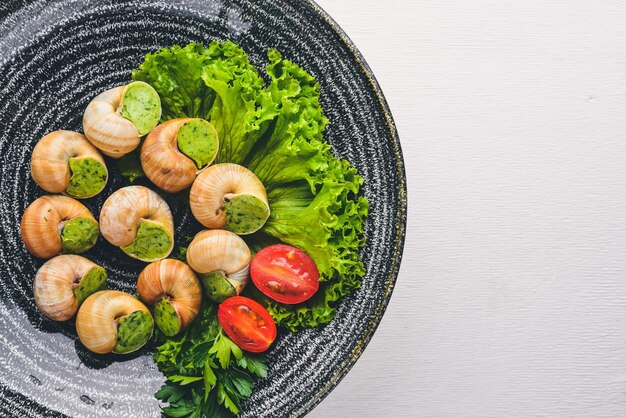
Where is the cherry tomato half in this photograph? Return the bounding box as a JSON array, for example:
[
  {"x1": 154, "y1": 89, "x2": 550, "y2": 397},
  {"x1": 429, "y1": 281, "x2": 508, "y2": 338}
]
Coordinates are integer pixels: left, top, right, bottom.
[
  {"x1": 218, "y1": 296, "x2": 277, "y2": 353},
  {"x1": 250, "y1": 244, "x2": 320, "y2": 304}
]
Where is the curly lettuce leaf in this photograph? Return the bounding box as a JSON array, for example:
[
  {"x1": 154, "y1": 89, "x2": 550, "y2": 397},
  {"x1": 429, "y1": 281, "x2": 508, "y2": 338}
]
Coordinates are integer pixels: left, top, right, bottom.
[
  {"x1": 258, "y1": 159, "x2": 368, "y2": 331},
  {"x1": 133, "y1": 43, "x2": 369, "y2": 332},
  {"x1": 243, "y1": 50, "x2": 368, "y2": 330},
  {"x1": 246, "y1": 49, "x2": 330, "y2": 190},
  {"x1": 132, "y1": 41, "x2": 278, "y2": 164},
  {"x1": 132, "y1": 43, "x2": 216, "y2": 121},
  {"x1": 200, "y1": 41, "x2": 278, "y2": 164}
]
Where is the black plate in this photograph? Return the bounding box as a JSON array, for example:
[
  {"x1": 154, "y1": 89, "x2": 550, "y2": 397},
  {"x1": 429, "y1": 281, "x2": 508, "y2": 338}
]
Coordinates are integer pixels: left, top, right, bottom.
[{"x1": 0, "y1": 1, "x2": 406, "y2": 416}]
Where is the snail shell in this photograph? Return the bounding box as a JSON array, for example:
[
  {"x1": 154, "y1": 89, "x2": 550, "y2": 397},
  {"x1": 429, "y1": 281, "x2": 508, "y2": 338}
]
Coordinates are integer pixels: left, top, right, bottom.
[
  {"x1": 34, "y1": 255, "x2": 107, "y2": 321},
  {"x1": 189, "y1": 163, "x2": 270, "y2": 235},
  {"x1": 30, "y1": 130, "x2": 108, "y2": 199},
  {"x1": 83, "y1": 81, "x2": 161, "y2": 158},
  {"x1": 21, "y1": 195, "x2": 99, "y2": 259},
  {"x1": 186, "y1": 229, "x2": 251, "y2": 302},
  {"x1": 76, "y1": 290, "x2": 153, "y2": 354},
  {"x1": 137, "y1": 259, "x2": 202, "y2": 336},
  {"x1": 99, "y1": 186, "x2": 174, "y2": 262},
  {"x1": 141, "y1": 118, "x2": 219, "y2": 193}
]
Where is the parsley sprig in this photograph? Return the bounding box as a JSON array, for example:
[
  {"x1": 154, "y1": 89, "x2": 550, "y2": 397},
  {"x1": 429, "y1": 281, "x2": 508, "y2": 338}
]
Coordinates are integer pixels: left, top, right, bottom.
[{"x1": 154, "y1": 304, "x2": 268, "y2": 417}]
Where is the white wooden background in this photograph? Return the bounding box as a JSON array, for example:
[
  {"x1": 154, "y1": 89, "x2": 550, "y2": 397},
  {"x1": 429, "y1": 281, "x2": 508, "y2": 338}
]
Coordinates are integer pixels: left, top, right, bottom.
[{"x1": 311, "y1": 1, "x2": 626, "y2": 417}]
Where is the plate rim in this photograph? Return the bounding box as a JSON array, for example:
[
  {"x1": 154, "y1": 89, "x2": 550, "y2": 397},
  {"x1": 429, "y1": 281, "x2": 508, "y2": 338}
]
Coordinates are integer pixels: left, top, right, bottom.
[
  {"x1": 295, "y1": 0, "x2": 408, "y2": 416},
  {"x1": 0, "y1": 1, "x2": 408, "y2": 416}
]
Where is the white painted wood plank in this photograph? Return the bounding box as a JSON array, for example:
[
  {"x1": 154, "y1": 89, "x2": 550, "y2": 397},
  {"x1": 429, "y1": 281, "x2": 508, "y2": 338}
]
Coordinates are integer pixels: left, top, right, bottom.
[{"x1": 311, "y1": 1, "x2": 626, "y2": 417}]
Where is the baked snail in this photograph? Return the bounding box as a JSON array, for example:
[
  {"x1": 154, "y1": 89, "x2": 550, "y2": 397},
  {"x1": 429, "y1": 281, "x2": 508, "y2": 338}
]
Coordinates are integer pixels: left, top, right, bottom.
[
  {"x1": 21, "y1": 195, "x2": 99, "y2": 259},
  {"x1": 34, "y1": 255, "x2": 107, "y2": 321},
  {"x1": 30, "y1": 130, "x2": 108, "y2": 198},
  {"x1": 189, "y1": 163, "x2": 270, "y2": 235},
  {"x1": 76, "y1": 290, "x2": 153, "y2": 354},
  {"x1": 99, "y1": 186, "x2": 174, "y2": 262},
  {"x1": 137, "y1": 259, "x2": 202, "y2": 336},
  {"x1": 141, "y1": 118, "x2": 219, "y2": 192},
  {"x1": 186, "y1": 229, "x2": 251, "y2": 302},
  {"x1": 83, "y1": 81, "x2": 161, "y2": 158}
]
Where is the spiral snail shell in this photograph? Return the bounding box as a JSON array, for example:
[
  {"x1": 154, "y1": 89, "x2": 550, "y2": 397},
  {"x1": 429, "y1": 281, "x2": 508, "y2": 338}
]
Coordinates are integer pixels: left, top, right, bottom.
[
  {"x1": 189, "y1": 163, "x2": 270, "y2": 235},
  {"x1": 141, "y1": 118, "x2": 219, "y2": 193},
  {"x1": 137, "y1": 259, "x2": 202, "y2": 336},
  {"x1": 186, "y1": 229, "x2": 251, "y2": 302},
  {"x1": 76, "y1": 290, "x2": 153, "y2": 354},
  {"x1": 99, "y1": 186, "x2": 174, "y2": 262},
  {"x1": 21, "y1": 195, "x2": 99, "y2": 259},
  {"x1": 34, "y1": 255, "x2": 107, "y2": 321},
  {"x1": 83, "y1": 81, "x2": 161, "y2": 158},
  {"x1": 30, "y1": 130, "x2": 108, "y2": 199}
]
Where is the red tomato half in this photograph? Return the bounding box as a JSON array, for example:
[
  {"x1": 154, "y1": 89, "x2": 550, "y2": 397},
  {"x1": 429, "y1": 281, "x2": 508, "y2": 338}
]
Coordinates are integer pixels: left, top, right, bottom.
[
  {"x1": 218, "y1": 296, "x2": 277, "y2": 353},
  {"x1": 250, "y1": 244, "x2": 320, "y2": 304}
]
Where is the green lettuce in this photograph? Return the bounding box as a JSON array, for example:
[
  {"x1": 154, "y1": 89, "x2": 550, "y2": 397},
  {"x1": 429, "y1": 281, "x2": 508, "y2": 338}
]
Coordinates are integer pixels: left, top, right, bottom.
[
  {"x1": 244, "y1": 50, "x2": 369, "y2": 330},
  {"x1": 257, "y1": 161, "x2": 368, "y2": 330},
  {"x1": 133, "y1": 43, "x2": 216, "y2": 121},
  {"x1": 200, "y1": 42, "x2": 278, "y2": 164},
  {"x1": 132, "y1": 42, "x2": 368, "y2": 331},
  {"x1": 246, "y1": 49, "x2": 330, "y2": 191}
]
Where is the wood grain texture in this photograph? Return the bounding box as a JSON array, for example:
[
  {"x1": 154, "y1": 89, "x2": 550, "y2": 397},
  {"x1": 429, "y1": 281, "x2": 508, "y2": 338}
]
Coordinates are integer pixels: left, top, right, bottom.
[{"x1": 311, "y1": 0, "x2": 626, "y2": 417}]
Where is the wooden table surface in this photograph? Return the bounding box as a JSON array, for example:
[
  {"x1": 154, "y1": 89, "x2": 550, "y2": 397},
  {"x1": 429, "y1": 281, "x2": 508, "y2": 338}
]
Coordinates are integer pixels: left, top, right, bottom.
[{"x1": 311, "y1": 1, "x2": 626, "y2": 417}]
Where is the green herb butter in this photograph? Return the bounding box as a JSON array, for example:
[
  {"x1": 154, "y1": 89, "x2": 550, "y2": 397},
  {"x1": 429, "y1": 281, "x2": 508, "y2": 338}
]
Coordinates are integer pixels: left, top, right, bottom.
[
  {"x1": 74, "y1": 266, "x2": 107, "y2": 305},
  {"x1": 153, "y1": 298, "x2": 181, "y2": 337},
  {"x1": 114, "y1": 310, "x2": 154, "y2": 354},
  {"x1": 224, "y1": 194, "x2": 270, "y2": 234},
  {"x1": 120, "y1": 81, "x2": 162, "y2": 135},
  {"x1": 121, "y1": 220, "x2": 172, "y2": 261},
  {"x1": 176, "y1": 119, "x2": 219, "y2": 169},
  {"x1": 60, "y1": 217, "x2": 99, "y2": 254},
  {"x1": 66, "y1": 157, "x2": 107, "y2": 198},
  {"x1": 200, "y1": 271, "x2": 237, "y2": 302}
]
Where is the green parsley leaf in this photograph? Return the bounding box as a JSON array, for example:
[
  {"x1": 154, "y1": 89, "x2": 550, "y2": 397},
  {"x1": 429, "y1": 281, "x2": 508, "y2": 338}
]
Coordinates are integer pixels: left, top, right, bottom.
[
  {"x1": 162, "y1": 400, "x2": 197, "y2": 418},
  {"x1": 204, "y1": 360, "x2": 217, "y2": 401},
  {"x1": 225, "y1": 368, "x2": 253, "y2": 398},
  {"x1": 168, "y1": 375, "x2": 204, "y2": 386},
  {"x1": 237, "y1": 355, "x2": 268, "y2": 378},
  {"x1": 209, "y1": 332, "x2": 243, "y2": 369},
  {"x1": 153, "y1": 302, "x2": 267, "y2": 418},
  {"x1": 155, "y1": 381, "x2": 187, "y2": 404},
  {"x1": 216, "y1": 382, "x2": 240, "y2": 414}
]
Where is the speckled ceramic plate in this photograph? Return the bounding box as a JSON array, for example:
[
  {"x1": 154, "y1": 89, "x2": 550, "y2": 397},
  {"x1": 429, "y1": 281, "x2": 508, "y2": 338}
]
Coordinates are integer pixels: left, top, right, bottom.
[{"x1": 0, "y1": 1, "x2": 406, "y2": 417}]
